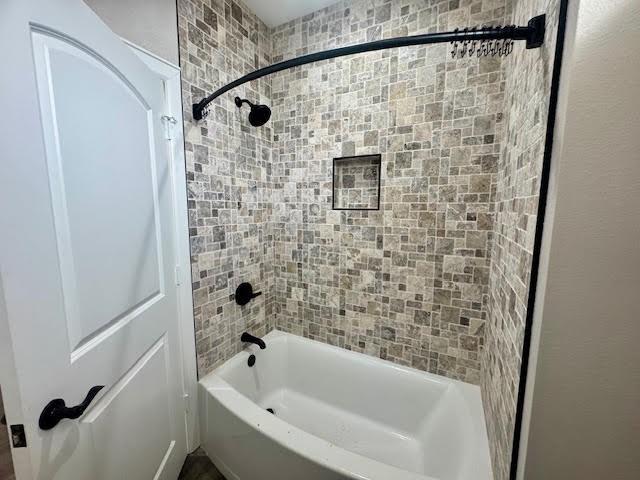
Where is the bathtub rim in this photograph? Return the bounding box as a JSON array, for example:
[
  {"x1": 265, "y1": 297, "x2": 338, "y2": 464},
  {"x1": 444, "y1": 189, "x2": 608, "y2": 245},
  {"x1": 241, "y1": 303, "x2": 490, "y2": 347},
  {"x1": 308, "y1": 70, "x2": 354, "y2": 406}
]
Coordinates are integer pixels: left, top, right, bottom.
[{"x1": 199, "y1": 330, "x2": 492, "y2": 480}]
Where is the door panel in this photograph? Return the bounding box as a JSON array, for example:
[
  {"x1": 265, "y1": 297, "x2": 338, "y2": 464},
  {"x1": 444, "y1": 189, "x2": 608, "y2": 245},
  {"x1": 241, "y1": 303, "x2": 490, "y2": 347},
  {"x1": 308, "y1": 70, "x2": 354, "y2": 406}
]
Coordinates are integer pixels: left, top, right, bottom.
[
  {"x1": 32, "y1": 31, "x2": 166, "y2": 356},
  {"x1": 0, "y1": 1, "x2": 188, "y2": 478},
  {"x1": 82, "y1": 336, "x2": 173, "y2": 480}
]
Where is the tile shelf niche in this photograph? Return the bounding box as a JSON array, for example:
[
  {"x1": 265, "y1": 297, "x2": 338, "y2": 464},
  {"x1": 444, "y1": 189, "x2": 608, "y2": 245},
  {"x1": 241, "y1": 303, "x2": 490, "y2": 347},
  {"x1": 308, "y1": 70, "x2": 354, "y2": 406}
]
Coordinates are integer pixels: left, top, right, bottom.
[{"x1": 332, "y1": 154, "x2": 381, "y2": 211}]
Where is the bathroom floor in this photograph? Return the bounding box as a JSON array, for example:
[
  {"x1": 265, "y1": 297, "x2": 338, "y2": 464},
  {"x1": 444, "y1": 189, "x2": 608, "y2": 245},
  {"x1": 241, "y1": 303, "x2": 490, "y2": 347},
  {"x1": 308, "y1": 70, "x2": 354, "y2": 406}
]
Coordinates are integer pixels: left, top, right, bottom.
[
  {"x1": 178, "y1": 448, "x2": 225, "y2": 480},
  {"x1": 0, "y1": 389, "x2": 16, "y2": 480}
]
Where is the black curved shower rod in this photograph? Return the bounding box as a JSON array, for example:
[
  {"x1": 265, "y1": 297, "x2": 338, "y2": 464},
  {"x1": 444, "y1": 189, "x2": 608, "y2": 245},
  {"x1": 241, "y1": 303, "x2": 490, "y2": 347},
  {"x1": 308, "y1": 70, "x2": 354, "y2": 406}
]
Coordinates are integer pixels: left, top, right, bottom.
[{"x1": 193, "y1": 14, "x2": 545, "y2": 121}]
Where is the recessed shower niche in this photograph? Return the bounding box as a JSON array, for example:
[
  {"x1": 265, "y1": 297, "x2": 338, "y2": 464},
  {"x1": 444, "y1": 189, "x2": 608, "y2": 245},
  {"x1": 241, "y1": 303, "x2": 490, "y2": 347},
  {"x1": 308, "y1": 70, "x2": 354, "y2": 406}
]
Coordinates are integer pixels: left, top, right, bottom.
[{"x1": 332, "y1": 154, "x2": 381, "y2": 210}]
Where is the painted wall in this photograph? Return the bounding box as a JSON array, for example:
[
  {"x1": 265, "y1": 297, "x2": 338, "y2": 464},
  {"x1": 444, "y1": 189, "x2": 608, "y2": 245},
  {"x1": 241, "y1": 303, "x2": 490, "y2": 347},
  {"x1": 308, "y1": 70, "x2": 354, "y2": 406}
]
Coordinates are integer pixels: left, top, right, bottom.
[
  {"x1": 242, "y1": 0, "x2": 339, "y2": 28},
  {"x1": 84, "y1": 0, "x2": 179, "y2": 64},
  {"x1": 270, "y1": 0, "x2": 510, "y2": 385},
  {"x1": 518, "y1": 0, "x2": 640, "y2": 478},
  {"x1": 480, "y1": 0, "x2": 560, "y2": 478}
]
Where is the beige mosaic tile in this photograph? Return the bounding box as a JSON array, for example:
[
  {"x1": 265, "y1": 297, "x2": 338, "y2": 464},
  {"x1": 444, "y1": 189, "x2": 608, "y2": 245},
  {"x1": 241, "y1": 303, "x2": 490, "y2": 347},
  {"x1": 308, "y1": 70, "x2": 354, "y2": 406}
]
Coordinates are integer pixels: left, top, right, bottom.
[
  {"x1": 270, "y1": 0, "x2": 510, "y2": 384},
  {"x1": 480, "y1": 0, "x2": 561, "y2": 478},
  {"x1": 178, "y1": 0, "x2": 275, "y2": 374},
  {"x1": 333, "y1": 155, "x2": 381, "y2": 210}
]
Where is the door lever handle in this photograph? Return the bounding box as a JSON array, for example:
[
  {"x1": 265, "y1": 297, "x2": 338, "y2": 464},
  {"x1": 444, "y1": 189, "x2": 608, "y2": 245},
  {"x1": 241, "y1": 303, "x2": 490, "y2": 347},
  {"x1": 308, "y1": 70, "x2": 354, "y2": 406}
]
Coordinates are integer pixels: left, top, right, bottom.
[{"x1": 39, "y1": 385, "x2": 104, "y2": 430}]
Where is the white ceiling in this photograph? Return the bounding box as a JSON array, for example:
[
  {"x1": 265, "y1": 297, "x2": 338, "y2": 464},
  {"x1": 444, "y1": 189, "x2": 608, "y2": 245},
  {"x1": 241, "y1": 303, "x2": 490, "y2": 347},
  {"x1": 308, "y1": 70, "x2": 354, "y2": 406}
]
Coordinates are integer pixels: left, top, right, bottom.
[{"x1": 243, "y1": 0, "x2": 338, "y2": 28}]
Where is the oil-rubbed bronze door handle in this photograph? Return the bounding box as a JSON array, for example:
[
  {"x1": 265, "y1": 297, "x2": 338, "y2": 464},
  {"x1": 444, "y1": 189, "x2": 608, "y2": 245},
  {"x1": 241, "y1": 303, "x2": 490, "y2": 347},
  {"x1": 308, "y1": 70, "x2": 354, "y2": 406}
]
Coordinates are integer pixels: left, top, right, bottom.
[{"x1": 39, "y1": 385, "x2": 104, "y2": 430}]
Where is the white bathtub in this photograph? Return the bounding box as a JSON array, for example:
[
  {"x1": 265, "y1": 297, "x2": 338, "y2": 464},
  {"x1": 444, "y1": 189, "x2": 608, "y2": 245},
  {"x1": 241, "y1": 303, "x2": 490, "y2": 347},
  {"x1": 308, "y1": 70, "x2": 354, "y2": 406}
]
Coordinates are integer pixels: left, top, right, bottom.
[{"x1": 199, "y1": 330, "x2": 492, "y2": 480}]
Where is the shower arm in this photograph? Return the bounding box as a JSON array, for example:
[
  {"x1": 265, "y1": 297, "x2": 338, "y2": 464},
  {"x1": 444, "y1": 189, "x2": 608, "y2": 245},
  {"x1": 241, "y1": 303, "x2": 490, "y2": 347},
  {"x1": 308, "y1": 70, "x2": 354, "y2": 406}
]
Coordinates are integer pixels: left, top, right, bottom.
[
  {"x1": 192, "y1": 14, "x2": 545, "y2": 121},
  {"x1": 234, "y1": 97, "x2": 254, "y2": 108}
]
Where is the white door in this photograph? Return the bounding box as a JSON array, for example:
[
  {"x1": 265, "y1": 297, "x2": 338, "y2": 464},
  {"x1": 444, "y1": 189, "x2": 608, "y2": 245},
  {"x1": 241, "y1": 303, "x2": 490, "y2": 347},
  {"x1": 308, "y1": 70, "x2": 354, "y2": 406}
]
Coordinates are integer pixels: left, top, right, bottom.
[{"x1": 0, "y1": 0, "x2": 189, "y2": 479}]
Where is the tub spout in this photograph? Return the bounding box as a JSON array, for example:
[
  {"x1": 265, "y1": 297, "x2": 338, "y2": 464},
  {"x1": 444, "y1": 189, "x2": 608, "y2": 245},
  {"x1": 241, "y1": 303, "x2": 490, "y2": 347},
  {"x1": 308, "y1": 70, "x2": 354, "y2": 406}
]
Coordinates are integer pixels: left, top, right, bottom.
[{"x1": 241, "y1": 332, "x2": 266, "y2": 349}]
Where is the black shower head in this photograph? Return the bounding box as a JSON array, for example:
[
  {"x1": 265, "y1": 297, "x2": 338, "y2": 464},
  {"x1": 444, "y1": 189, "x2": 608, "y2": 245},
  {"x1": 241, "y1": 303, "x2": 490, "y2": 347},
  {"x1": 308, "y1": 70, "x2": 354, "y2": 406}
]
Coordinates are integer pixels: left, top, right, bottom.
[{"x1": 235, "y1": 97, "x2": 271, "y2": 127}]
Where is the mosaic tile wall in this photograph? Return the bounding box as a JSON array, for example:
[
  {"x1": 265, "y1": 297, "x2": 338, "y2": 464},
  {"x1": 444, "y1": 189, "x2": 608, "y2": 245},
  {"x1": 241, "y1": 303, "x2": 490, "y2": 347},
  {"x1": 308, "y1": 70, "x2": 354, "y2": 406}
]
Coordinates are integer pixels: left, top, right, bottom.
[
  {"x1": 177, "y1": 0, "x2": 275, "y2": 374},
  {"x1": 333, "y1": 155, "x2": 381, "y2": 209},
  {"x1": 270, "y1": 0, "x2": 511, "y2": 384},
  {"x1": 480, "y1": 0, "x2": 561, "y2": 478}
]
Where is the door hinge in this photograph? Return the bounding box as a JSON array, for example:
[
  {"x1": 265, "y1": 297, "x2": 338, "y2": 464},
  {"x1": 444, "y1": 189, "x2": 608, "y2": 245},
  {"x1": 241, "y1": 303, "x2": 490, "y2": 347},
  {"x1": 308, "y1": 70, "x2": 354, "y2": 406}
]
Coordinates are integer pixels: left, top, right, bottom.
[
  {"x1": 183, "y1": 393, "x2": 190, "y2": 413},
  {"x1": 161, "y1": 115, "x2": 177, "y2": 140},
  {"x1": 175, "y1": 265, "x2": 182, "y2": 286},
  {"x1": 10, "y1": 424, "x2": 27, "y2": 448}
]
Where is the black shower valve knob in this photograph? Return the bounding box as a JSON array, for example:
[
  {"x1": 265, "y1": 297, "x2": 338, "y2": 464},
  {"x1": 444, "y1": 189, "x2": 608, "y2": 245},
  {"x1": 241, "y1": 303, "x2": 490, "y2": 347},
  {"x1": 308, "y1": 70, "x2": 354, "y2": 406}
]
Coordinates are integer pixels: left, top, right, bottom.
[{"x1": 235, "y1": 282, "x2": 262, "y2": 306}]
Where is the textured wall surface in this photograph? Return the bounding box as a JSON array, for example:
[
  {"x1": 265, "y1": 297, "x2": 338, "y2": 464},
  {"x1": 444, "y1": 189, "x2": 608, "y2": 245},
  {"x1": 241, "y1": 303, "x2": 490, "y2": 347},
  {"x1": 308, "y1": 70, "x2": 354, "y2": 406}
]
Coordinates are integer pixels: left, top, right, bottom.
[
  {"x1": 178, "y1": 0, "x2": 274, "y2": 374},
  {"x1": 270, "y1": 0, "x2": 510, "y2": 384},
  {"x1": 480, "y1": 0, "x2": 560, "y2": 478},
  {"x1": 333, "y1": 155, "x2": 381, "y2": 210}
]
